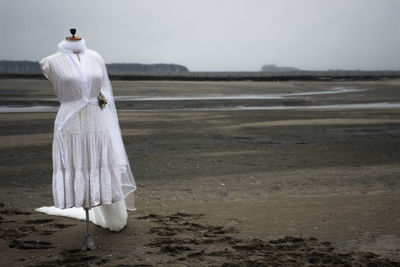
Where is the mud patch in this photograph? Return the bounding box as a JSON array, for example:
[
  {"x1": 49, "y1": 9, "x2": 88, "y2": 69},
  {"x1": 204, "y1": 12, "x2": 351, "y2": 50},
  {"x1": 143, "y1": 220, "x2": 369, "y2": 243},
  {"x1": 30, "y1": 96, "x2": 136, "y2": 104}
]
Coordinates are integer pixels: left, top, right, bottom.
[
  {"x1": 32, "y1": 248, "x2": 111, "y2": 266},
  {"x1": 25, "y1": 219, "x2": 54, "y2": 224},
  {"x1": 0, "y1": 203, "x2": 75, "y2": 253},
  {"x1": 8, "y1": 239, "x2": 53, "y2": 250},
  {"x1": 0, "y1": 207, "x2": 31, "y2": 215},
  {"x1": 138, "y1": 212, "x2": 400, "y2": 266}
]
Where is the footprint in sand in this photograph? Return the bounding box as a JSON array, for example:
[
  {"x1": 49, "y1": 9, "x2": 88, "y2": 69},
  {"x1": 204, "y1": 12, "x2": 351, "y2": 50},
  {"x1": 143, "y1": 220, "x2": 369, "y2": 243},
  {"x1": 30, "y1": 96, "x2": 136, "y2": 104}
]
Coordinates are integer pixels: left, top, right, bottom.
[
  {"x1": 24, "y1": 219, "x2": 54, "y2": 224},
  {"x1": 8, "y1": 239, "x2": 53, "y2": 250}
]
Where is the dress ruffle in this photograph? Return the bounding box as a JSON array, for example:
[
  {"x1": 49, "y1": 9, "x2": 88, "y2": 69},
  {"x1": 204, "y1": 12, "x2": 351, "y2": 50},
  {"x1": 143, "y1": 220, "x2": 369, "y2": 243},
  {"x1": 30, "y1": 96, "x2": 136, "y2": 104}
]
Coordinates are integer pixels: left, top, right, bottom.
[{"x1": 52, "y1": 130, "x2": 127, "y2": 209}]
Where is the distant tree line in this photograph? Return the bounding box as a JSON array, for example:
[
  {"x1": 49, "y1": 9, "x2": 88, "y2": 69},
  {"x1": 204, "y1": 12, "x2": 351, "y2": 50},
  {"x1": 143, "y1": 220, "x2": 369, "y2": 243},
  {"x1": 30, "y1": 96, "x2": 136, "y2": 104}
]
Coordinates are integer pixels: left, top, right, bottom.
[
  {"x1": 0, "y1": 60, "x2": 189, "y2": 75},
  {"x1": 106, "y1": 63, "x2": 189, "y2": 74},
  {"x1": 261, "y1": 64, "x2": 299, "y2": 72}
]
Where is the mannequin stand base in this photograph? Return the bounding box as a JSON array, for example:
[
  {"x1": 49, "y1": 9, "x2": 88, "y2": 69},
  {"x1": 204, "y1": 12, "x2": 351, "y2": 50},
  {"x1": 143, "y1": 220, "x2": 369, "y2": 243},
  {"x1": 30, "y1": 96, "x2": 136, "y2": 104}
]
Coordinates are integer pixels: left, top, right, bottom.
[
  {"x1": 81, "y1": 233, "x2": 96, "y2": 251},
  {"x1": 80, "y1": 207, "x2": 95, "y2": 251}
]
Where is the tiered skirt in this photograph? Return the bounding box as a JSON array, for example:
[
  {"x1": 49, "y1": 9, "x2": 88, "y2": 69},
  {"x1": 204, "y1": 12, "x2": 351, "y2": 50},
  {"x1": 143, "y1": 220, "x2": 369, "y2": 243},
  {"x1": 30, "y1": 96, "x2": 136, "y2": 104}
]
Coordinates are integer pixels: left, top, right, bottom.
[{"x1": 52, "y1": 103, "x2": 126, "y2": 209}]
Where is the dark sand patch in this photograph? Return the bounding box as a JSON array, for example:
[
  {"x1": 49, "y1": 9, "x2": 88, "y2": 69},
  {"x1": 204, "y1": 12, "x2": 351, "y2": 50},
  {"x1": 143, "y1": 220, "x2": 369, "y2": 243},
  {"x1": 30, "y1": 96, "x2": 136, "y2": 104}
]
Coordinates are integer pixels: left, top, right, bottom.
[{"x1": 1, "y1": 205, "x2": 399, "y2": 266}]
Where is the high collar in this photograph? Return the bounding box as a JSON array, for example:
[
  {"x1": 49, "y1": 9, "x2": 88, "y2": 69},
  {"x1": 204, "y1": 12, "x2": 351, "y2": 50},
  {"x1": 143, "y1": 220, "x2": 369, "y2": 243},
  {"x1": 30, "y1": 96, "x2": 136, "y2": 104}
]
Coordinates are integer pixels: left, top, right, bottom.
[{"x1": 58, "y1": 38, "x2": 87, "y2": 53}]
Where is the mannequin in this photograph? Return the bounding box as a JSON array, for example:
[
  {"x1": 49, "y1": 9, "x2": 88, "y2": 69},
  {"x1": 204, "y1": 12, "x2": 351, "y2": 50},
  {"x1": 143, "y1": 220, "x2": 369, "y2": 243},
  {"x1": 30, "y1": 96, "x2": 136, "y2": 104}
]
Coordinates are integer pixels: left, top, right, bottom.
[
  {"x1": 66, "y1": 28, "x2": 81, "y2": 41},
  {"x1": 65, "y1": 28, "x2": 95, "y2": 251},
  {"x1": 37, "y1": 28, "x2": 137, "y2": 252},
  {"x1": 67, "y1": 29, "x2": 83, "y2": 66}
]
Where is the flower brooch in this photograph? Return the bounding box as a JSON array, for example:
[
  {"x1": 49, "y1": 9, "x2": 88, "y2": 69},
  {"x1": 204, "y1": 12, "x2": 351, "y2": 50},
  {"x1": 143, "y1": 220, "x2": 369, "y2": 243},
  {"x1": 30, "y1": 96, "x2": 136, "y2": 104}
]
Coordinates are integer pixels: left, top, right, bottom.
[{"x1": 98, "y1": 92, "x2": 108, "y2": 109}]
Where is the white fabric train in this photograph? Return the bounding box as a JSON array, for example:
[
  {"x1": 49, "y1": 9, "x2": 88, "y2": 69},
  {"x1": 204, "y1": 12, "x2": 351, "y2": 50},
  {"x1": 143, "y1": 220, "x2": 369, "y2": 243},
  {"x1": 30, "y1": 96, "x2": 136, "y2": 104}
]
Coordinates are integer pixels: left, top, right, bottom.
[{"x1": 35, "y1": 198, "x2": 127, "y2": 232}]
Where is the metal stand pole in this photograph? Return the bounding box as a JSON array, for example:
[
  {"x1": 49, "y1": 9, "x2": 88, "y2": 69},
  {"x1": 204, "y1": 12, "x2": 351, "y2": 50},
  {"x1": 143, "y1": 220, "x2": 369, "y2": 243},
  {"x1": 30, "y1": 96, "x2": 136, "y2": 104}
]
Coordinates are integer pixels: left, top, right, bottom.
[{"x1": 81, "y1": 207, "x2": 95, "y2": 251}]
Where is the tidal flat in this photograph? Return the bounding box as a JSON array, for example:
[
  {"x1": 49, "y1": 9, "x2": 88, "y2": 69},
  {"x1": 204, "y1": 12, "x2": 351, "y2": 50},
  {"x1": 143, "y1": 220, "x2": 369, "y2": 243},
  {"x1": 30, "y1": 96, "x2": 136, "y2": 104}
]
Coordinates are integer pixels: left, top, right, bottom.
[{"x1": 0, "y1": 78, "x2": 399, "y2": 266}]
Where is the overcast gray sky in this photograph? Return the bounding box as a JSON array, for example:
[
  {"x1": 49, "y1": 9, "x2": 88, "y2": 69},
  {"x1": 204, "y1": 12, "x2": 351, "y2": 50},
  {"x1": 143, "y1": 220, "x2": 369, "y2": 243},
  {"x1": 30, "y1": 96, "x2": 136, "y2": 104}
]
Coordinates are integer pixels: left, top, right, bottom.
[{"x1": 1, "y1": 0, "x2": 399, "y2": 71}]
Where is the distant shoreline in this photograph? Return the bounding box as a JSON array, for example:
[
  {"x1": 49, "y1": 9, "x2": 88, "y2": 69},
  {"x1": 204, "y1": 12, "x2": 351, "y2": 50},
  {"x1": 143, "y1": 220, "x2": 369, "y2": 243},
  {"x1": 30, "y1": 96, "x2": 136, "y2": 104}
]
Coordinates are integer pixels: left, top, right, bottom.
[{"x1": 1, "y1": 73, "x2": 400, "y2": 81}]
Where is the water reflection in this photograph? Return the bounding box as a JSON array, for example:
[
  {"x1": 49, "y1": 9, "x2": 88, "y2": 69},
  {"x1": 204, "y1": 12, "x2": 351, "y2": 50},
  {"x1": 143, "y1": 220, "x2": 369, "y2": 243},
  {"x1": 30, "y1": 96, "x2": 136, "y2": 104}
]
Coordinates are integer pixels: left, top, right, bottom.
[
  {"x1": 114, "y1": 87, "x2": 364, "y2": 101},
  {"x1": 1, "y1": 102, "x2": 399, "y2": 113}
]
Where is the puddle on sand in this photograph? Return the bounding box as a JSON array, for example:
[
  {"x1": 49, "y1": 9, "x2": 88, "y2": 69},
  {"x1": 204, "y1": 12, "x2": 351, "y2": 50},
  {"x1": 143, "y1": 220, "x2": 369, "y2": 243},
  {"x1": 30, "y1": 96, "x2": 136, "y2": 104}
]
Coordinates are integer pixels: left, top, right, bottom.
[
  {"x1": 1, "y1": 102, "x2": 400, "y2": 113},
  {"x1": 114, "y1": 87, "x2": 365, "y2": 101}
]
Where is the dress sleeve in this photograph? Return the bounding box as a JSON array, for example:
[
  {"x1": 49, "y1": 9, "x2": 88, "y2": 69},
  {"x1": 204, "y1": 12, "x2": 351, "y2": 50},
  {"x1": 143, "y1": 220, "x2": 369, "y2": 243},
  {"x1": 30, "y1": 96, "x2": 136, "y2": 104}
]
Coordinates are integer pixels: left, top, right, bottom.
[{"x1": 38, "y1": 57, "x2": 52, "y2": 81}]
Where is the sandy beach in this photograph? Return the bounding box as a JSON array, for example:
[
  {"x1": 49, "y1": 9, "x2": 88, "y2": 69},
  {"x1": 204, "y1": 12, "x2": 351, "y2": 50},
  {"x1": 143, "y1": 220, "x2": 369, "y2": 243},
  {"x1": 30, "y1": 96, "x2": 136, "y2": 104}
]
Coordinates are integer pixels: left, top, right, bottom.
[{"x1": 1, "y1": 78, "x2": 400, "y2": 266}]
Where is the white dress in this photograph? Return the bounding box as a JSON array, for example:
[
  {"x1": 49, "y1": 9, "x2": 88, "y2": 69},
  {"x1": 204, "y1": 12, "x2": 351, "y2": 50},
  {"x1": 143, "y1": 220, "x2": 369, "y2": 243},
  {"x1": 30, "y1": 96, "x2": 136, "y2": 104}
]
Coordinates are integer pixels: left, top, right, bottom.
[{"x1": 36, "y1": 39, "x2": 136, "y2": 231}]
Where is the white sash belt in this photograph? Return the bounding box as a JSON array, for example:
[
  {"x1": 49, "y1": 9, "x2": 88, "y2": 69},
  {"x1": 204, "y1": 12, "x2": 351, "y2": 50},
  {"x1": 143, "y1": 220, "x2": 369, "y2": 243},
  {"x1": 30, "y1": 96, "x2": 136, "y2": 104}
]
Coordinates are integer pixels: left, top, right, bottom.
[{"x1": 56, "y1": 97, "x2": 100, "y2": 167}]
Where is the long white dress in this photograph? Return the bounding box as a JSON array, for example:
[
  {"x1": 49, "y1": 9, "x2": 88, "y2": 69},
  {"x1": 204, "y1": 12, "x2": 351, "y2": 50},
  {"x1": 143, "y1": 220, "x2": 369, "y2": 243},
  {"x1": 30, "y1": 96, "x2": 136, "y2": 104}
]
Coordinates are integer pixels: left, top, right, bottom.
[{"x1": 36, "y1": 38, "x2": 136, "y2": 231}]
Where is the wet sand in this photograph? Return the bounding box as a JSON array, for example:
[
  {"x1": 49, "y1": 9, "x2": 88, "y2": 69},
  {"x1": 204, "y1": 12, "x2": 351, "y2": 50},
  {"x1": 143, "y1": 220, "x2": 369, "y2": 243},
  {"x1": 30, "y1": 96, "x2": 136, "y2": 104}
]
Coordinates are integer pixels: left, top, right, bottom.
[{"x1": 0, "y1": 79, "x2": 400, "y2": 266}]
